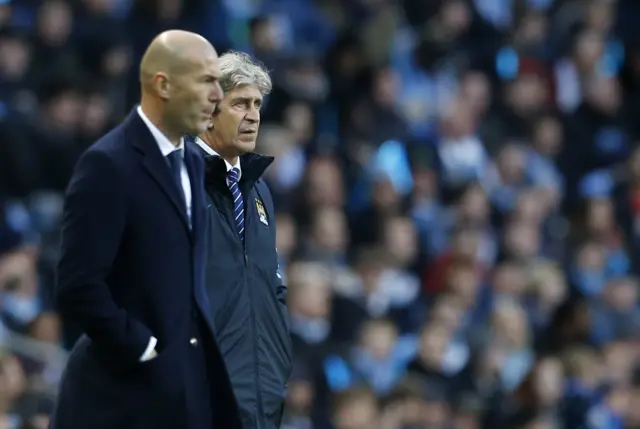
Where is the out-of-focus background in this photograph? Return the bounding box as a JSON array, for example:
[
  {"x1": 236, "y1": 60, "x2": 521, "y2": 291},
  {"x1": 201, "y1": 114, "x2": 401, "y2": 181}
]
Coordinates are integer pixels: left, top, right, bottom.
[{"x1": 1, "y1": 0, "x2": 640, "y2": 428}]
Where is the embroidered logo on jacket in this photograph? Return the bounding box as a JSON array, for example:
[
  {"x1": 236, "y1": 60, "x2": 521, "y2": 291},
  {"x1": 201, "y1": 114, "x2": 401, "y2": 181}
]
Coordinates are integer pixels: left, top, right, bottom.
[{"x1": 255, "y1": 198, "x2": 269, "y2": 226}]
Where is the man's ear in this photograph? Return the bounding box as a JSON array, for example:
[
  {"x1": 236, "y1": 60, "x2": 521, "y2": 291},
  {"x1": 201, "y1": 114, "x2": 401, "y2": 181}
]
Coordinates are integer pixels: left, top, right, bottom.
[{"x1": 154, "y1": 73, "x2": 171, "y2": 100}]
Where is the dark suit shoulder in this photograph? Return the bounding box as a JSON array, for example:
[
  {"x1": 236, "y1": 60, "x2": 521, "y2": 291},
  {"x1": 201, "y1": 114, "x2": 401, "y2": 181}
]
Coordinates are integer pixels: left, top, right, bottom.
[
  {"x1": 78, "y1": 122, "x2": 136, "y2": 182},
  {"x1": 89, "y1": 121, "x2": 128, "y2": 152}
]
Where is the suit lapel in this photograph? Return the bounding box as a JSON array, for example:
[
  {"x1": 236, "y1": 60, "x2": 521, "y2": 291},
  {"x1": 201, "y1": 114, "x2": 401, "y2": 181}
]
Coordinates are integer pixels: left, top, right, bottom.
[{"x1": 125, "y1": 109, "x2": 190, "y2": 232}]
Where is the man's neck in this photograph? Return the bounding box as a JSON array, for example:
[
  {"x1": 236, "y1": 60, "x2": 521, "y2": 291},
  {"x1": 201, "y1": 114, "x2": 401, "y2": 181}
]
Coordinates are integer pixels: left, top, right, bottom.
[
  {"x1": 199, "y1": 133, "x2": 238, "y2": 166},
  {"x1": 140, "y1": 98, "x2": 181, "y2": 147}
]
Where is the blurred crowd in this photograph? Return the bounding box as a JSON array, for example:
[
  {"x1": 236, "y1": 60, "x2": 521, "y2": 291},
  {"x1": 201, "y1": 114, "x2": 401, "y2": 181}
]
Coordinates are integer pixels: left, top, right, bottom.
[{"x1": 1, "y1": 0, "x2": 640, "y2": 428}]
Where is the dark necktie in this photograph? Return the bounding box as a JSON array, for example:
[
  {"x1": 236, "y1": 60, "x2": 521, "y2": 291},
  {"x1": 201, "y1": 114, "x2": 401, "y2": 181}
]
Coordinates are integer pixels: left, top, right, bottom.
[
  {"x1": 167, "y1": 149, "x2": 188, "y2": 218},
  {"x1": 226, "y1": 167, "x2": 244, "y2": 241}
]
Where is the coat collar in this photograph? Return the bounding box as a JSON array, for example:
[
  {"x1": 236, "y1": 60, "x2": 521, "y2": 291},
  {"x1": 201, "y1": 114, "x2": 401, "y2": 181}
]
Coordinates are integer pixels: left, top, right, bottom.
[{"x1": 185, "y1": 135, "x2": 273, "y2": 187}]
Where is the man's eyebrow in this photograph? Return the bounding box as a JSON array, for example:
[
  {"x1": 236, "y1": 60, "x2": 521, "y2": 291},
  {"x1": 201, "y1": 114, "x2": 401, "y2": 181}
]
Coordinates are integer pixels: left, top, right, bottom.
[{"x1": 232, "y1": 96, "x2": 263, "y2": 104}]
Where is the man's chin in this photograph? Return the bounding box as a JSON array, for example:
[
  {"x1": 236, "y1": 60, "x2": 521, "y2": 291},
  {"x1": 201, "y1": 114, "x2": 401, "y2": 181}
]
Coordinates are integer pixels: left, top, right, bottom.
[{"x1": 235, "y1": 137, "x2": 257, "y2": 152}]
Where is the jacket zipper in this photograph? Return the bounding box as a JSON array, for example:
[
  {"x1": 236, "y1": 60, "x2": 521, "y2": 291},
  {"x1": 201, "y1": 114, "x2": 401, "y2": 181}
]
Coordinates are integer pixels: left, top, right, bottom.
[{"x1": 239, "y1": 188, "x2": 264, "y2": 423}]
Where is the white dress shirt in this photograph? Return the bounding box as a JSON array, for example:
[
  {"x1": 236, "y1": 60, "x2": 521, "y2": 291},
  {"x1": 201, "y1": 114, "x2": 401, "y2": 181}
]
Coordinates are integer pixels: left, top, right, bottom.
[
  {"x1": 193, "y1": 136, "x2": 242, "y2": 179},
  {"x1": 136, "y1": 106, "x2": 194, "y2": 362},
  {"x1": 137, "y1": 106, "x2": 193, "y2": 219}
]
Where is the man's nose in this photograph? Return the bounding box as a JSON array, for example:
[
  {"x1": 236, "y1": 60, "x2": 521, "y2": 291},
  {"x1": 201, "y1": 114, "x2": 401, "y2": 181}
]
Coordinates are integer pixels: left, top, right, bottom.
[
  {"x1": 211, "y1": 82, "x2": 223, "y2": 102},
  {"x1": 245, "y1": 106, "x2": 260, "y2": 122}
]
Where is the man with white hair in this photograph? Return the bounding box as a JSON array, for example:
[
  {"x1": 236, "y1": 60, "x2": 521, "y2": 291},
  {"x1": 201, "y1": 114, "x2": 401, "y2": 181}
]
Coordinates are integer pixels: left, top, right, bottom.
[{"x1": 188, "y1": 51, "x2": 292, "y2": 429}]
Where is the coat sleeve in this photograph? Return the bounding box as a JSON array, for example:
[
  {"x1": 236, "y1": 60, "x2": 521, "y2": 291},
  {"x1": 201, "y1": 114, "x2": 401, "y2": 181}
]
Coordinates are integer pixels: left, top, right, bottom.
[{"x1": 56, "y1": 149, "x2": 153, "y2": 366}]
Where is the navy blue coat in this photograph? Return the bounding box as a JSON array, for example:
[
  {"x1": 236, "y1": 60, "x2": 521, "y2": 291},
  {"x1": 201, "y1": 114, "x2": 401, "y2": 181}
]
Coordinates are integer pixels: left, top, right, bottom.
[
  {"x1": 193, "y1": 142, "x2": 293, "y2": 429},
  {"x1": 51, "y1": 109, "x2": 241, "y2": 429}
]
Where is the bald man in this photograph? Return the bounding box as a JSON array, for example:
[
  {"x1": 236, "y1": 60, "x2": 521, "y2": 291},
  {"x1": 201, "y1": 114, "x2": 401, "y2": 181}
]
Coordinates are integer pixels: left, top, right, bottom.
[{"x1": 52, "y1": 31, "x2": 242, "y2": 429}]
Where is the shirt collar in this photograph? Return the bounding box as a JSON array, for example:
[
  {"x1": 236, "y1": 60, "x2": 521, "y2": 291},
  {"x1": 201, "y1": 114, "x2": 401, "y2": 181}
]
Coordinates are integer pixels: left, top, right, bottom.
[
  {"x1": 194, "y1": 136, "x2": 242, "y2": 178},
  {"x1": 137, "y1": 106, "x2": 184, "y2": 157}
]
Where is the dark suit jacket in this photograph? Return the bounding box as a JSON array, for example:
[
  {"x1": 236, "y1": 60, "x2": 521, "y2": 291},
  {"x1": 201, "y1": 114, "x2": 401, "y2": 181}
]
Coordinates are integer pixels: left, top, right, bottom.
[{"x1": 51, "y1": 108, "x2": 241, "y2": 429}]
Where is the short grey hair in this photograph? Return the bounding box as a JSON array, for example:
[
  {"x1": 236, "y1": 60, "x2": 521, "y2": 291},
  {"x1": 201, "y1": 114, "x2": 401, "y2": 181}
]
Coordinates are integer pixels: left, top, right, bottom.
[{"x1": 218, "y1": 51, "x2": 272, "y2": 95}]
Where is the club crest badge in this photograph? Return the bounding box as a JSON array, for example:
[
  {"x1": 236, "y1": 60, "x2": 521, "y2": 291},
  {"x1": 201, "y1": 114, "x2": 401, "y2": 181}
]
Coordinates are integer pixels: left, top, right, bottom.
[{"x1": 255, "y1": 198, "x2": 269, "y2": 226}]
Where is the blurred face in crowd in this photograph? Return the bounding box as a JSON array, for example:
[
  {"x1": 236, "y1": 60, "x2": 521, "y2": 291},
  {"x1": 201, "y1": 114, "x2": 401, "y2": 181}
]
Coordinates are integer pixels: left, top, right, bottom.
[
  {"x1": 419, "y1": 398, "x2": 450, "y2": 427},
  {"x1": 83, "y1": 0, "x2": 112, "y2": 14},
  {"x1": 574, "y1": 30, "x2": 605, "y2": 72},
  {"x1": 629, "y1": 146, "x2": 640, "y2": 182},
  {"x1": 492, "y1": 262, "x2": 527, "y2": 297},
  {"x1": 492, "y1": 302, "x2": 529, "y2": 349},
  {"x1": 576, "y1": 241, "x2": 606, "y2": 271},
  {"x1": 533, "y1": 358, "x2": 564, "y2": 406},
  {"x1": 305, "y1": 157, "x2": 345, "y2": 208},
  {"x1": 0, "y1": 251, "x2": 38, "y2": 298},
  {"x1": 514, "y1": 11, "x2": 548, "y2": 50},
  {"x1": 585, "y1": 76, "x2": 621, "y2": 115},
  {"x1": 372, "y1": 177, "x2": 400, "y2": 212},
  {"x1": 358, "y1": 320, "x2": 397, "y2": 360},
  {"x1": 604, "y1": 341, "x2": 636, "y2": 385},
  {"x1": 372, "y1": 67, "x2": 399, "y2": 108},
  {"x1": 453, "y1": 412, "x2": 479, "y2": 429},
  {"x1": 209, "y1": 84, "x2": 263, "y2": 158},
  {"x1": 81, "y1": 92, "x2": 112, "y2": 137},
  {"x1": 30, "y1": 312, "x2": 62, "y2": 345},
  {"x1": 585, "y1": 0, "x2": 615, "y2": 33},
  {"x1": 521, "y1": 418, "x2": 560, "y2": 429},
  {"x1": 626, "y1": 387, "x2": 640, "y2": 426},
  {"x1": 439, "y1": 0, "x2": 471, "y2": 35},
  {"x1": 0, "y1": 36, "x2": 31, "y2": 79},
  {"x1": 604, "y1": 277, "x2": 638, "y2": 311},
  {"x1": 451, "y1": 228, "x2": 480, "y2": 262},
  {"x1": 0, "y1": 2, "x2": 9, "y2": 27},
  {"x1": 459, "y1": 71, "x2": 491, "y2": 115},
  {"x1": 383, "y1": 217, "x2": 417, "y2": 266},
  {"x1": 356, "y1": 252, "x2": 387, "y2": 293},
  {"x1": 156, "y1": 0, "x2": 184, "y2": 21},
  {"x1": 458, "y1": 185, "x2": 489, "y2": 224},
  {"x1": 287, "y1": 263, "x2": 331, "y2": 318},
  {"x1": 334, "y1": 390, "x2": 378, "y2": 429},
  {"x1": 412, "y1": 169, "x2": 437, "y2": 201},
  {"x1": 251, "y1": 17, "x2": 284, "y2": 52},
  {"x1": 477, "y1": 345, "x2": 505, "y2": 378},
  {"x1": 513, "y1": 190, "x2": 547, "y2": 226},
  {"x1": 497, "y1": 144, "x2": 526, "y2": 184},
  {"x1": 37, "y1": 0, "x2": 73, "y2": 46},
  {"x1": 311, "y1": 207, "x2": 347, "y2": 254},
  {"x1": 284, "y1": 102, "x2": 314, "y2": 143},
  {"x1": 440, "y1": 101, "x2": 476, "y2": 139},
  {"x1": 101, "y1": 45, "x2": 130, "y2": 78},
  {"x1": 429, "y1": 294, "x2": 463, "y2": 334},
  {"x1": 46, "y1": 89, "x2": 83, "y2": 132},
  {"x1": 585, "y1": 197, "x2": 615, "y2": 237},
  {"x1": 532, "y1": 116, "x2": 563, "y2": 158},
  {"x1": 26, "y1": 415, "x2": 50, "y2": 429},
  {"x1": 419, "y1": 324, "x2": 450, "y2": 369},
  {"x1": 275, "y1": 214, "x2": 297, "y2": 258},
  {"x1": 506, "y1": 75, "x2": 547, "y2": 115},
  {"x1": 286, "y1": 378, "x2": 314, "y2": 414},
  {"x1": 446, "y1": 263, "x2": 479, "y2": 308},
  {"x1": 504, "y1": 221, "x2": 541, "y2": 261},
  {"x1": 564, "y1": 348, "x2": 603, "y2": 388},
  {"x1": 531, "y1": 264, "x2": 567, "y2": 309},
  {"x1": 0, "y1": 355, "x2": 26, "y2": 406}
]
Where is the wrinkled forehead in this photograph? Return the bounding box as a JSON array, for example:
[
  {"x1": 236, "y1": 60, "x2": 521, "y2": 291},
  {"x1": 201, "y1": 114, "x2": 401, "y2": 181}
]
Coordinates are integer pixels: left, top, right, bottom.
[{"x1": 223, "y1": 84, "x2": 263, "y2": 102}]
